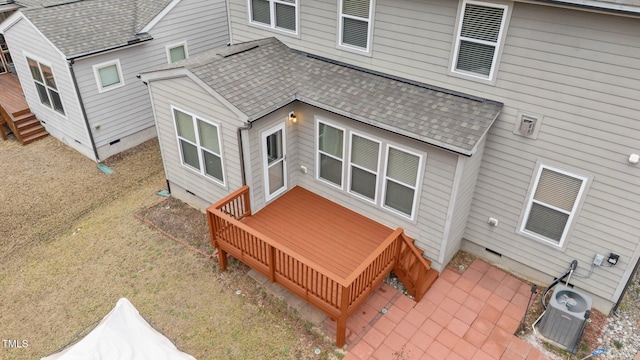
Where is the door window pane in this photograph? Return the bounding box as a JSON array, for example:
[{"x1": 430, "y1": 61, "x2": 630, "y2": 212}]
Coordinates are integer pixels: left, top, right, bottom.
[{"x1": 268, "y1": 160, "x2": 285, "y2": 194}]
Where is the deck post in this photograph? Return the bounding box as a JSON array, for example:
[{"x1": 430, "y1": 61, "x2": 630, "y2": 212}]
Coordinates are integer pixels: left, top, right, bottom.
[
  {"x1": 336, "y1": 284, "x2": 351, "y2": 348},
  {"x1": 218, "y1": 248, "x2": 228, "y2": 270}
]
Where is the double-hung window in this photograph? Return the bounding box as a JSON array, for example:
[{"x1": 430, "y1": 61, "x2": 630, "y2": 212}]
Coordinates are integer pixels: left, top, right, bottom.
[
  {"x1": 383, "y1": 146, "x2": 422, "y2": 219},
  {"x1": 249, "y1": 0, "x2": 298, "y2": 34},
  {"x1": 93, "y1": 59, "x2": 124, "y2": 93},
  {"x1": 173, "y1": 107, "x2": 225, "y2": 185},
  {"x1": 348, "y1": 133, "x2": 380, "y2": 201},
  {"x1": 451, "y1": 0, "x2": 508, "y2": 81},
  {"x1": 317, "y1": 121, "x2": 345, "y2": 188},
  {"x1": 339, "y1": 0, "x2": 373, "y2": 52},
  {"x1": 27, "y1": 57, "x2": 65, "y2": 114},
  {"x1": 520, "y1": 165, "x2": 589, "y2": 247}
]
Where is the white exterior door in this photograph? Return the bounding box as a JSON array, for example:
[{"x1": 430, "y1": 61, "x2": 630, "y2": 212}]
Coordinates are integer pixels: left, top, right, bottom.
[{"x1": 262, "y1": 123, "x2": 287, "y2": 201}]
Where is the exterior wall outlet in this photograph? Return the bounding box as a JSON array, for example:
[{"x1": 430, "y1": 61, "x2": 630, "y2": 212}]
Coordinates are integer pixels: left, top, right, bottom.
[
  {"x1": 593, "y1": 254, "x2": 604, "y2": 266},
  {"x1": 608, "y1": 253, "x2": 620, "y2": 266},
  {"x1": 487, "y1": 217, "x2": 499, "y2": 227}
]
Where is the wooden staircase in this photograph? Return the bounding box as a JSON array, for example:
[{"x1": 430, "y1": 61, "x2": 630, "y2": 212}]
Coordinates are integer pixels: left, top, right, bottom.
[
  {"x1": 0, "y1": 74, "x2": 48, "y2": 144},
  {"x1": 0, "y1": 107, "x2": 48, "y2": 145},
  {"x1": 394, "y1": 233, "x2": 439, "y2": 302}
]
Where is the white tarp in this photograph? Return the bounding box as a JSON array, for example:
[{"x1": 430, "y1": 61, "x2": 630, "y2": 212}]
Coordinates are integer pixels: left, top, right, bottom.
[{"x1": 42, "y1": 298, "x2": 196, "y2": 360}]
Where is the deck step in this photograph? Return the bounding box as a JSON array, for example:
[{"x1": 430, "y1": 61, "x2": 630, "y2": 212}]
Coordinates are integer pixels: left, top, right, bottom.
[
  {"x1": 21, "y1": 129, "x2": 48, "y2": 144},
  {"x1": 422, "y1": 268, "x2": 439, "y2": 294},
  {"x1": 12, "y1": 109, "x2": 31, "y2": 118},
  {"x1": 8, "y1": 111, "x2": 48, "y2": 145},
  {"x1": 14, "y1": 116, "x2": 39, "y2": 129}
]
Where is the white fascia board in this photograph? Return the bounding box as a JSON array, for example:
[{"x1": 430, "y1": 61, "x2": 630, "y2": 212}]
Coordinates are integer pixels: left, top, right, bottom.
[
  {"x1": 139, "y1": 67, "x2": 248, "y2": 123},
  {"x1": 139, "y1": 0, "x2": 183, "y2": 33}
]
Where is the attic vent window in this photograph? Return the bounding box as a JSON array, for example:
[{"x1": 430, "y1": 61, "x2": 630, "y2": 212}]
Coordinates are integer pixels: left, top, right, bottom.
[{"x1": 513, "y1": 112, "x2": 543, "y2": 139}]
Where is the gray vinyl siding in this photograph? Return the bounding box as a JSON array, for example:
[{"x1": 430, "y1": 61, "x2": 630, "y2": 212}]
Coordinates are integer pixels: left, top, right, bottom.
[
  {"x1": 442, "y1": 137, "x2": 486, "y2": 266},
  {"x1": 465, "y1": 5, "x2": 640, "y2": 302},
  {"x1": 228, "y1": 0, "x2": 640, "y2": 305},
  {"x1": 71, "y1": 0, "x2": 229, "y2": 157},
  {"x1": 3, "y1": 17, "x2": 94, "y2": 159},
  {"x1": 149, "y1": 76, "x2": 243, "y2": 204},
  {"x1": 245, "y1": 106, "x2": 300, "y2": 213},
  {"x1": 245, "y1": 103, "x2": 458, "y2": 267}
]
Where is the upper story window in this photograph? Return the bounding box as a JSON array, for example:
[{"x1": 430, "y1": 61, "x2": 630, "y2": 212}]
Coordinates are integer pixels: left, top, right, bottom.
[
  {"x1": 316, "y1": 120, "x2": 345, "y2": 188},
  {"x1": 248, "y1": 0, "x2": 298, "y2": 34},
  {"x1": 167, "y1": 42, "x2": 188, "y2": 63},
  {"x1": 339, "y1": 0, "x2": 374, "y2": 53},
  {"x1": 519, "y1": 164, "x2": 589, "y2": 248},
  {"x1": 93, "y1": 59, "x2": 124, "y2": 93},
  {"x1": 172, "y1": 107, "x2": 225, "y2": 185},
  {"x1": 27, "y1": 57, "x2": 65, "y2": 115},
  {"x1": 451, "y1": 0, "x2": 508, "y2": 83}
]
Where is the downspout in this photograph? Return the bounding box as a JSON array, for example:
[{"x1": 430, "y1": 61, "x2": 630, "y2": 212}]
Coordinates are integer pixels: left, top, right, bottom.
[
  {"x1": 68, "y1": 59, "x2": 99, "y2": 162},
  {"x1": 237, "y1": 122, "x2": 252, "y2": 186}
]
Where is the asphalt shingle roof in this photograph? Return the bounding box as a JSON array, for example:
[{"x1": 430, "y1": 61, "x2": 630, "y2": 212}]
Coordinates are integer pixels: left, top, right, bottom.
[
  {"x1": 21, "y1": 0, "x2": 172, "y2": 58},
  {"x1": 163, "y1": 38, "x2": 503, "y2": 155}
]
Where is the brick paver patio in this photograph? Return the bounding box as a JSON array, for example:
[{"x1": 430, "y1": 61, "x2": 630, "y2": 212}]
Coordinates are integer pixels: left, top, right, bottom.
[{"x1": 329, "y1": 259, "x2": 551, "y2": 360}]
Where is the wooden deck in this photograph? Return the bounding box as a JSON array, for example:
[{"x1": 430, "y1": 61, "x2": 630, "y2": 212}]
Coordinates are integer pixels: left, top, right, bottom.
[
  {"x1": 0, "y1": 73, "x2": 48, "y2": 143},
  {"x1": 243, "y1": 187, "x2": 394, "y2": 279},
  {"x1": 208, "y1": 185, "x2": 439, "y2": 347}
]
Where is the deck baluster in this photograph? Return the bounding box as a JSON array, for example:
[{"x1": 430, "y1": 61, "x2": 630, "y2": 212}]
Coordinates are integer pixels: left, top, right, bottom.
[{"x1": 207, "y1": 186, "x2": 437, "y2": 348}]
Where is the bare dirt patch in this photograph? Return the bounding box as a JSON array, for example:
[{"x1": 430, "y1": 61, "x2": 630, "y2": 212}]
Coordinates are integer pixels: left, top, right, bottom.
[
  {"x1": 0, "y1": 138, "x2": 339, "y2": 360},
  {"x1": 137, "y1": 197, "x2": 215, "y2": 257}
]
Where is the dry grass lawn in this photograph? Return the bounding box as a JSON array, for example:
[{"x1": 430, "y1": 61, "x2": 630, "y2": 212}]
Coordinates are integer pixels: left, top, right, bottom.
[{"x1": 0, "y1": 137, "x2": 333, "y2": 360}]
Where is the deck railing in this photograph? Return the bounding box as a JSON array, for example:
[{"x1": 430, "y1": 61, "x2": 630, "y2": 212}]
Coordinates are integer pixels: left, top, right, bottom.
[{"x1": 207, "y1": 187, "x2": 427, "y2": 347}]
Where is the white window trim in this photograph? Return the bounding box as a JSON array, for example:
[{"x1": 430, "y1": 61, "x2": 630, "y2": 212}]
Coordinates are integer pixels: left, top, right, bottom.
[
  {"x1": 337, "y1": 0, "x2": 375, "y2": 55},
  {"x1": 92, "y1": 59, "x2": 125, "y2": 93},
  {"x1": 449, "y1": 0, "x2": 509, "y2": 84},
  {"x1": 171, "y1": 105, "x2": 226, "y2": 187},
  {"x1": 262, "y1": 122, "x2": 287, "y2": 202},
  {"x1": 347, "y1": 131, "x2": 381, "y2": 204},
  {"x1": 166, "y1": 41, "x2": 188, "y2": 64},
  {"x1": 24, "y1": 54, "x2": 66, "y2": 116},
  {"x1": 247, "y1": 0, "x2": 300, "y2": 36},
  {"x1": 315, "y1": 119, "x2": 346, "y2": 190},
  {"x1": 518, "y1": 163, "x2": 590, "y2": 249},
  {"x1": 381, "y1": 144, "x2": 424, "y2": 221}
]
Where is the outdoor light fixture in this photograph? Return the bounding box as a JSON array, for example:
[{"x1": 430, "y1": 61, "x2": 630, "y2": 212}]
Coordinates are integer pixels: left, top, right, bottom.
[{"x1": 289, "y1": 111, "x2": 297, "y2": 123}]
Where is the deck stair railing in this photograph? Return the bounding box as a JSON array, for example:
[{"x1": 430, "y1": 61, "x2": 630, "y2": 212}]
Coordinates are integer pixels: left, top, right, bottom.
[{"x1": 207, "y1": 186, "x2": 437, "y2": 347}]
